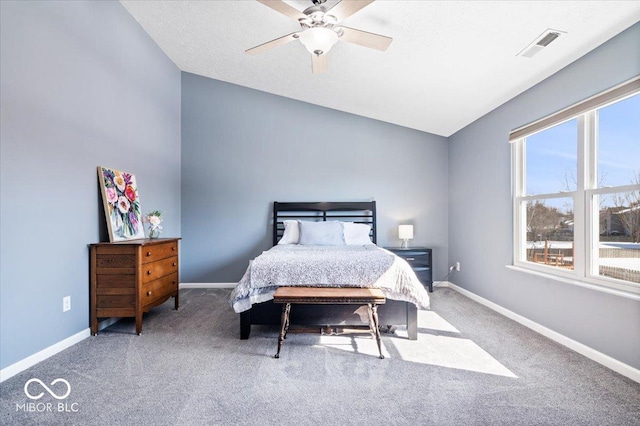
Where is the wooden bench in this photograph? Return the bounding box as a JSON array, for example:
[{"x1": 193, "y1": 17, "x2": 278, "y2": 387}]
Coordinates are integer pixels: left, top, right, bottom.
[{"x1": 273, "y1": 287, "x2": 387, "y2": 359}]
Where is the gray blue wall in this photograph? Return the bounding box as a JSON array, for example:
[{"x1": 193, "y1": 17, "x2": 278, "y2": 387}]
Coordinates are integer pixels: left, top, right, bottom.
[
  {"x1": 181, "y1": 73, "x2": 449, "y2": 283},
  {"x1": 0, "y1": 1, "x2": 181, "y2": 369},
  {"x1": 448, "y1": 22, "x2": 640, "y2": 369}
]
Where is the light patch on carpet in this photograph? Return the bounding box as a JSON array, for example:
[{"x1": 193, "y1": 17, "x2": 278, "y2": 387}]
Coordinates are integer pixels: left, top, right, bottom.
[
  {"x1": 388, "y1": 311, "x2": 518, "y2": 377},
  {"x1": 315, "y1": 330, "x2": 517, "y2": 378},
  {"x1": 269, "y1": 309, "x2": 515, "y2": 377},
  {"x1": 418, "y1": 310, "x2": 460, "y2": 333},
  {"x1": 389, "y1": 334, "x2": 518, "y2": 378},
  {"x1": 317, "y1": 334, "x2": 390, "y2": 358}
]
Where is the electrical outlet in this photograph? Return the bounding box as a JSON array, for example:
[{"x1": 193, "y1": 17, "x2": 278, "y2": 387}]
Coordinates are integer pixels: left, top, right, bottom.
[
  {"x1": 63, "y1": 296, "x2": 71, "y2": 312},
  {"x1": 455, "y1": 262, "x2": 461, "y2": 272}
]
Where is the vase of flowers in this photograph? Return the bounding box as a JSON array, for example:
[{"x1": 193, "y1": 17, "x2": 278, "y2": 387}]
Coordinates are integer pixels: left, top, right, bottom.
[{"x1": 146, "y1": 210, "x2": 163, "y2": 239}]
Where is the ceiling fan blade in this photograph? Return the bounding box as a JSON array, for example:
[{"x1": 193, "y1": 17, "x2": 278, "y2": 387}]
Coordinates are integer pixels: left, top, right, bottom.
[
  {"x1": 327, "y1": 0, "x2": 374, "y2": 21},
  {"x1": 246, "y1": 32, "x2": 300, "y2": 55},
  {"x1": 337, "y1": 26, "x2": 392, "y2": 51},
  {"x1": 312, "y1": 53, "x2": 328, "y2": 74},
  {"x1": 256, "y1": 0, "x2": 307, "y2": 21}
]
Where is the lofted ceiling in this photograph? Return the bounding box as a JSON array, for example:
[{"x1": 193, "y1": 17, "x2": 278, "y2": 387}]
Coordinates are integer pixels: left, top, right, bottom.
[{"x1": 120, "y1": 1, "x2": 640, "y2": 137}]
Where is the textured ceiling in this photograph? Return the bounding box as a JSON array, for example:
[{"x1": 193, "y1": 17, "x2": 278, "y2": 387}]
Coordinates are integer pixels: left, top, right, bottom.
[{"x1": 120, "y1": 1, "x2": 640, "y2": 137}]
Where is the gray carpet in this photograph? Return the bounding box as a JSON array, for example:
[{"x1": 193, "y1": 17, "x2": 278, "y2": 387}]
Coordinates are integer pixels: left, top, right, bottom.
[{"x1": 1, "y1": 288, "x2": 639, "y2": 425}]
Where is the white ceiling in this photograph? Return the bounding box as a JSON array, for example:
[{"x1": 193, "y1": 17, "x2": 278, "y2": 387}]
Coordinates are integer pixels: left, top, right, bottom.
[{"x1": 120, "y1": 1, "x2": 640, "y2": 137}]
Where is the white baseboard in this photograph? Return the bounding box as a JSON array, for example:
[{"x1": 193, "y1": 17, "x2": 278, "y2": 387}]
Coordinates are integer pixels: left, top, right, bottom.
[
  {"x1": 0, "y1": 283, "x2": 229, "y2": 382},
  {"x1": 0, "y1": 328, "x2": 90, "y2": 383},
  {"x1": 443, "y1": 281, "x2": 640, "y2": 384},
  {"x1": 180, "y1": 282, "x2": 236, "y2": 289},
  {"x1": 0, "y1": 317, "x2": 120, "y2": 383}
]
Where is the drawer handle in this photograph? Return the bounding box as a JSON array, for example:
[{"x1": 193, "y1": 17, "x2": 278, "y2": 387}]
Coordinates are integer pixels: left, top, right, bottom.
[
  {"x1": 406, "y1": 257, "x2": 415, "y2": 261},
  {"x1": 173, "y1": 262, "x2": 177, "y2": 267},
  {"x1": 146, "y1": 252, "x2": 151, "y2": 257},
  {"x1": 147, "y1": 270, "x2": 152, "y2": 275},
  {"x1": 171, "y1": 247, "x2": 176, "y2": 251},
  {"x1": 147, "y1": 291, "x2": 152, "y2": 296}
]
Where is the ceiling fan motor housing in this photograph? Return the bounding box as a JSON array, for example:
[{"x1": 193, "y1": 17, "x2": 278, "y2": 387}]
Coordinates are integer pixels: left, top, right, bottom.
[{"x1": 299, "y1": 7, "x2": 337, "y2": 30}]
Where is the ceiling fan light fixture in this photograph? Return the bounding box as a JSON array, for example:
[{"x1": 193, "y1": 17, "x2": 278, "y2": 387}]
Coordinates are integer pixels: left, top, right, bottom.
[{"x1": 299, "y1": 27, "x2": 338, "y2": 56}]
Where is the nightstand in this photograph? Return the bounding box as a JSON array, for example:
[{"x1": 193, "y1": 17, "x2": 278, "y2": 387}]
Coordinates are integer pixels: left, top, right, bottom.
[{"x1": 385, "y1": 247, "x2": 433, "y2": 292}]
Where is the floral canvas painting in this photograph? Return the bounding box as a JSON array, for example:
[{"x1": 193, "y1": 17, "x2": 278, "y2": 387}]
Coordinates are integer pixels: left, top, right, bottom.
[{"x1": 98, "y1": 166, "x2": 145, "y2": 242}]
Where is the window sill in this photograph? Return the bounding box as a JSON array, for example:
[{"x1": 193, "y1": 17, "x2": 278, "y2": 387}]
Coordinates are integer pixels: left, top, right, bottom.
[{"x1": 505, "y1": 265, "x2": 640, "y2": 301}]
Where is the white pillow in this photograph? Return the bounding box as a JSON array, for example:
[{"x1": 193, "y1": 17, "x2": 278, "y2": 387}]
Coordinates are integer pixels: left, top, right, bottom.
[
  {"x1": 277, "y1": 220, "x2": 300, "y2": 244},
  {"x1": 298, "y1": 221, "x2": 345, "y2": 246},
  {"x1": 343, "y1": 222, "x2": 374, "y2": 245}
]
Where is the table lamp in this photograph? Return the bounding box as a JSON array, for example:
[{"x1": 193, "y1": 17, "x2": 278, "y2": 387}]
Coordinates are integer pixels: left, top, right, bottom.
[{"x1": 398, "y1": 225, "x2": 414, "y2": 248}]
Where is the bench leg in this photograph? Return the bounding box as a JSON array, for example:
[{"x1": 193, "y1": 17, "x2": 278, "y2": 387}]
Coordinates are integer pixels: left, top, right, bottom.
[
  {"x1": 284, "y1": 305, "x2": 290, "y2": 339},
  {"x1": 275, "y1": 303, "x2": 290, "y2": 359},
  {"x1": 368, "y1": 303, "x2": 384, "y2": 359}
]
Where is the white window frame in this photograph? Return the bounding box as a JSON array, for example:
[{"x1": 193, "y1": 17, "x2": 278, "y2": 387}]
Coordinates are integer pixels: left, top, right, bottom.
[{"x1": 511, "y1": 79, "x2": 640, "y2": 298}]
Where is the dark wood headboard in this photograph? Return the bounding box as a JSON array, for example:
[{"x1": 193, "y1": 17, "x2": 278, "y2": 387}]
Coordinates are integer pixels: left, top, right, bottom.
[{"x1": 273, "y1": 201, "x2": 377, "y2": 246}]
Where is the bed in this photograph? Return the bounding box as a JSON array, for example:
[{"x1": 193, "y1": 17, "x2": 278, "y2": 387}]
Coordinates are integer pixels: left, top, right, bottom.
[{"x1": 230, "y1": 201, "x2": 430, "y2": 340}]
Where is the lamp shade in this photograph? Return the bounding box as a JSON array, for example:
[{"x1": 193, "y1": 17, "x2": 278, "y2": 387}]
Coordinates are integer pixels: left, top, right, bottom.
[
  {"x1": 299, "y1": 27, "x2": 339, "y2": 56},
  {"x1": 398, "y1": 225, "x2": 414, "y2": 240}
]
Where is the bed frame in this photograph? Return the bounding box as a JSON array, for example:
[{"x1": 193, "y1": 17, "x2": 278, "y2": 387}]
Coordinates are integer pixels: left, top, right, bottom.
[{"x1": 239, "y1": 201, "x2": 418, "y2": 340}]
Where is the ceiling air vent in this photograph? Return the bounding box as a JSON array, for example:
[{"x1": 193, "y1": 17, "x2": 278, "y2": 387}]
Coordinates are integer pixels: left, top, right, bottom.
[{"x1": 517, "y1": 29, "x2": 566, "y2": 58}]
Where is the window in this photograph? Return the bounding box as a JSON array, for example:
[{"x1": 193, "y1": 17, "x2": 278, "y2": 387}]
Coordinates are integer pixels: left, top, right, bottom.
[{"x1": 511, "y1": 78, "x2": 640, "y2": 296}]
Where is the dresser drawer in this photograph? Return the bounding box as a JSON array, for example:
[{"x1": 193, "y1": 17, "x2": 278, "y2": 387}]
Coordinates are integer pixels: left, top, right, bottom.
[
  {"x1": 142, "y1": 256, "x2": 178, "y2": 283},
  {"x1": 141, "y1": 241, "x2": 179, "y2": 264},
  {"x1": 141, "y1": 273, "x2": 178, "y2": 307}
]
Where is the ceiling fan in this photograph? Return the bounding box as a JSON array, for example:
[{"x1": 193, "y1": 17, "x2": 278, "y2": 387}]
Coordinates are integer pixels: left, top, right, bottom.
[{"x1": 246, "y1": 0, "x2": 392, "y2": 74}]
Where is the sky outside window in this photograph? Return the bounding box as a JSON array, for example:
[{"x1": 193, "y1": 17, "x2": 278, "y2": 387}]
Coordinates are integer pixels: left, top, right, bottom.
[
  {"x1": 597, "y1": 93, "x2": 640, "y2": 188},
  {"x1": 526, "y1": 119, "x2": 577, "y2": 196}
]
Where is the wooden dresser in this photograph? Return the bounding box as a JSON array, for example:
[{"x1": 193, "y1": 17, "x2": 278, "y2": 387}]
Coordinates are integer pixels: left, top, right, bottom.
[{"x1": 90, "y1": 238, "x2": 180, "y2": 335}]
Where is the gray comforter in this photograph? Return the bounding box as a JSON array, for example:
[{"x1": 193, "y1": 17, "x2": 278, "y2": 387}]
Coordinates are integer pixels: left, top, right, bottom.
[{"x1": 230, "y1": 245, "x2": 430, "y2": 313}]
